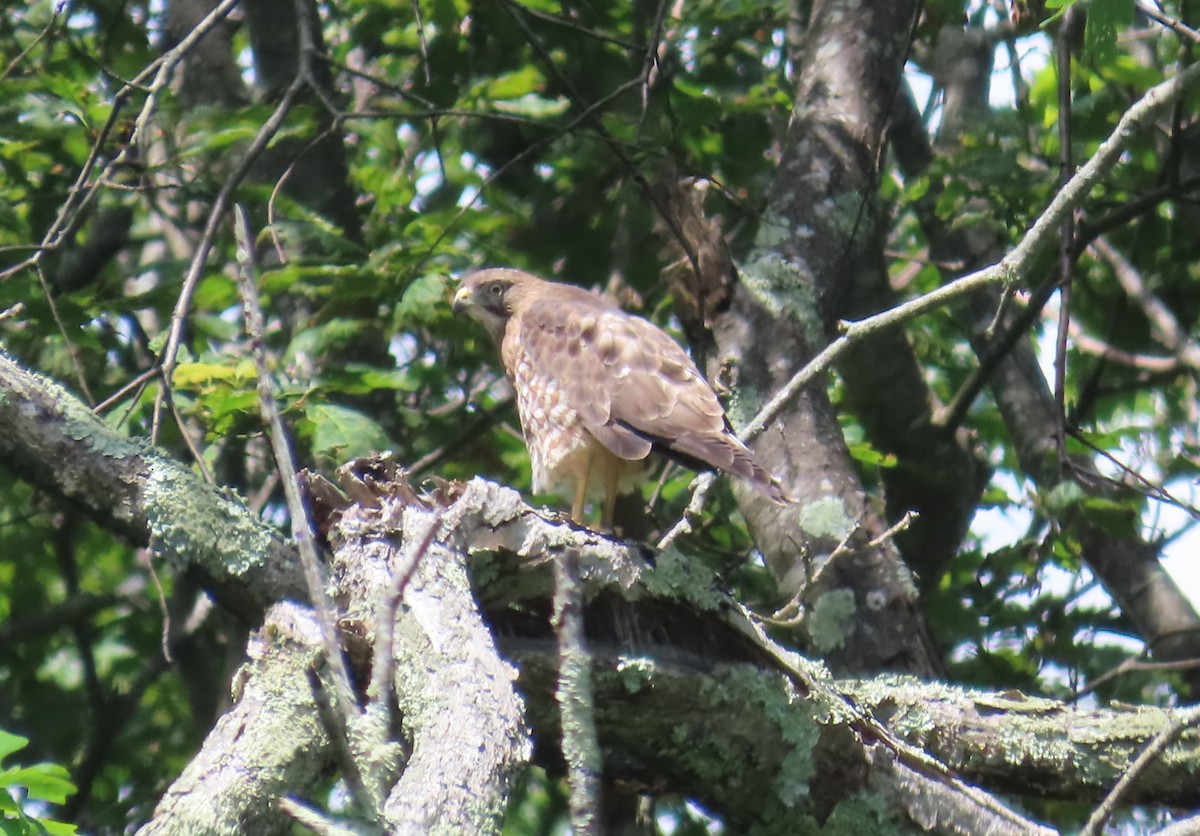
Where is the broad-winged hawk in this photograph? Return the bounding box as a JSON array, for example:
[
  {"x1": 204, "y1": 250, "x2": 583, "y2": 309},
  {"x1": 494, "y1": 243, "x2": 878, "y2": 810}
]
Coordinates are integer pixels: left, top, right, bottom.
[{"x1": 452, "y1": 268, "x2": 783, "y2": 527}]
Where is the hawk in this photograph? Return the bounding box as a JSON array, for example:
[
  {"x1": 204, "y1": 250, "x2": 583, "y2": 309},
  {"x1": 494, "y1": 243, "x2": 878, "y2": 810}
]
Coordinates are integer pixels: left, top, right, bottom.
[{"x1": 452, "y1": 267, "x2": 784, "y2": 527}]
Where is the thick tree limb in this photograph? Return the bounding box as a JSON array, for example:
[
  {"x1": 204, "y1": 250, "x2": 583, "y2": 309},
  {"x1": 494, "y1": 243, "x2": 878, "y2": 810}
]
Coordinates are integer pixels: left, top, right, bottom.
[
  {"x1": 329, "y1": 486, "x2": 532, "y2": 834},
  {"x1": 0, "y1": 346, "x2": 302, "y2": 620},
  {"x1": 420, "y1": 479, "x2": 1199, "y2": 831},
  {"x1": 137, "y1": 602, "x2": 332, "y2": 836},
  {"x1": 5, "y1": 347, "x2": 1200, "y2": 830},
  {"x1": 708, "y1": 0, "x2": 941, "y2": 678}
]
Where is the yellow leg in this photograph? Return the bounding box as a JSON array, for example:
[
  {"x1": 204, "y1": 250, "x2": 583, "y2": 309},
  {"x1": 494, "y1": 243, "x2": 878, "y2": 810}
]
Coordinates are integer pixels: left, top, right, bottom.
[{"x1": 571, "y1": 449, "x2": 593, "y2": 523}]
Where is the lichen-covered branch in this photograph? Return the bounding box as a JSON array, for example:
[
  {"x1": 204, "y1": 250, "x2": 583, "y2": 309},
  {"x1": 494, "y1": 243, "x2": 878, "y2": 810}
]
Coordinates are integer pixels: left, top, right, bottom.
[
  {"x1": 328, "y1": 486, "x2": 532, "y2": 834},
  {"x1": 5, "y1": 344, "x2": 1200, "y2": 830},
  {"x1": 136, "y1": 602, "x2": 332, "y2": 835},
  {"x1": 0, "y1": 346, "x2": 302, "y2": 619}
]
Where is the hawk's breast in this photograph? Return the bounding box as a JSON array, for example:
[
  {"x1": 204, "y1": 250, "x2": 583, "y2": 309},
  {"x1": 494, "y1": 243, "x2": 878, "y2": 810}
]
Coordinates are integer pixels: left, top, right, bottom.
[{"x1": 506, "y1": 337, "x2": 588, "y2": 493}]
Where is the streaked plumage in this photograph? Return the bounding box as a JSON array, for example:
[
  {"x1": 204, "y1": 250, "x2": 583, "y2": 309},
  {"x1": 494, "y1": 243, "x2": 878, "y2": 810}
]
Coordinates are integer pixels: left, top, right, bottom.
[{"x1": 452, "y1": 267, "x2": 783, "y2": 527}]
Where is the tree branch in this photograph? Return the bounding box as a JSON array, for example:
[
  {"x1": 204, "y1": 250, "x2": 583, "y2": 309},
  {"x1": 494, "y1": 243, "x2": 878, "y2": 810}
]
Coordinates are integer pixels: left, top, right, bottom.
[
  {"x1": 744, "y1": 56, "x2": 1200, "y2": 447},
  {"x1": 7, "y1": 344, "x2": 1200, "y2": 829},
  {"x1": 136, "y1": 602, "x2": 332, "y2": 836},
  {"x1": 0, "y1": 346, "x2": 302, "y2": 621}
]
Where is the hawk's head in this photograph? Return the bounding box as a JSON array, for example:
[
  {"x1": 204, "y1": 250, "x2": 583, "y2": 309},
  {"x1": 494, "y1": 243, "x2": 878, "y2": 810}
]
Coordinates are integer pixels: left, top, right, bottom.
[{"x1": 451, "y1": 268, "x2": 530, "y2": 340}]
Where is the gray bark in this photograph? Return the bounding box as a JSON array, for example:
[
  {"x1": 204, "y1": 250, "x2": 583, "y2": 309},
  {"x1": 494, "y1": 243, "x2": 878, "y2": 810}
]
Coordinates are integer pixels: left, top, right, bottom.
[
  {"x1": 710, "y1": 0, "x2": 944, "y2": 676},
  {"x1": 0, "y1": 347, "x2": 302, "y2": 620},
  {"x1": 137, "y1": 603, "x2": 331, "y2": 835},
  {"x1": 5, "y1": 348, "x2": 1200, "y2": 832},
  {"x1": 329, "y1": 491, "x2": 533, "y2": 834}
]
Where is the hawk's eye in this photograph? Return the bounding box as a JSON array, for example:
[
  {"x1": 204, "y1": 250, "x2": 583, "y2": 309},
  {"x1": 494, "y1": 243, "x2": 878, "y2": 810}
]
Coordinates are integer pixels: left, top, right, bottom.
[{"x1": 488, "y1": 283, "x2": 505, "y2": 298}]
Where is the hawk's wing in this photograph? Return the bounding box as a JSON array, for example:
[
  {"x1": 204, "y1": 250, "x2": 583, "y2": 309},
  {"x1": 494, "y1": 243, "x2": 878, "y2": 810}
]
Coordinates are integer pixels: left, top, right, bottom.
[{"x1": 513, "y1": 287, "x2": 781, "y2": 497}]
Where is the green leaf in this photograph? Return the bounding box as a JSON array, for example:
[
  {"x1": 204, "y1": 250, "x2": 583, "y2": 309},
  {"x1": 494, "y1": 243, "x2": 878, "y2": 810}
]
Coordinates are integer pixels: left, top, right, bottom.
[
  {"x1": 493, "y1": 94, "x2": 571, "y2": 117},
  {"x1": 286, "y1": 318, "x2": 373, "y2": 362},
  {"x1": 847, "y1": 441, "x2": 897, "y2": 468},
  {"x1": 0, "y1": 729, "x2": 77, "y2": 833},
  {"x1": 304, "y1": 404, "x2": 392, "y2": 463},
  {"x1": 318, "y1": 365, "x2": 417, "y2": 396},
  {"x1": 172, "y1": 360, "x2": 256, "y2": 389},
  {"x1": 395, "y1": 273, "x2": 450, "y2": 325},
  {"x1": 1042, "y1": 480, "x2": 1085, "y2": 514},
  {"x1": 1, "y1": 764, "x2": 75, "y2": 804},
  {"x1": 1083, "y1": 0, "x2": 1133, "y2": 64},
  {"x1": 0, "y1": 730, "x2": 26, "y2": 762},
  {"x1": 476, "y1": 65, "x2": 545, "y2": 101}
]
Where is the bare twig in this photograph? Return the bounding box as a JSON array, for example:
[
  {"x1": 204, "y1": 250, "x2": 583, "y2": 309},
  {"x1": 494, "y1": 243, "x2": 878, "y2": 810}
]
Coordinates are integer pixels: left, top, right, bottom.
[
  {"x1": 364, "y1": 508, "x2": 443, "y2": 762},
  {"x1": 1072, "y1": 654, "x2": 1200, "y2": 702},
  {"x1": 1091, "y1": 235, "x2": 1200, "y2": 370},
  {"x1": 1067, "y1": 326, "x2": 1180, "y2": 373},
  {"x1": 1137, "y1": 0, "x2": 1200, "y2": 44},
  {"x1": 1053, "y1": 12, "x2": 1077, "y2": 466},
  {"x1": 164, "y1": 383, "x2": 215, "y2": 484},
  {"x1": 0, "y1": 0, "x2": 240, "y2": 286},
  {"x1": 33, "y1": 265, "x2": 94, "y2": 405},
  {"x1": 754, "y1": 60, "x2": 1200, "y2": 442},
  {"x1": 410, "y1": 0, "x2": 432, "y2": 84},
  {"x1": 153, "y1": 60, "x2": 307, "y2": 440},
  {"x1": 277, "y1": 797, "x2": 361, "y2": 836},
  {"x1": 760, "y1": 511, "x2": 919, "y2": 627},
  {"x1": 1078, "y1": 705, "x2": 1200, "y2": 836},
  {"x1": 136, "y1": 547, "x2": 174, "y2": 663},
  {"x1": 660, "y1": 57, "x2": 1200, "y2": 534},
  {"x1": 500, "y1": 0, "x2": 702, "y2": 279},
  {"x1": 656, "y1": 472, "x2": 715, "y2": 549},
  {"x1": 731, "y1": 599, "x2": 1056, "y2": 835},
  {"x1": 410, "y1": 76, "x2": 645, "y2": 276},
  {"x1": 2, "y1": 7, "x2": 61, "y2": 81},
  {"x1": 1065, "y1": 428, "x2": 1200, "y2": 518},
  {"x1": 638, "y1": 0, "x2": 677, "y2": 121},
  {"x1": 93, "y1": 366, "x2": 160, "y2": 415},
  {"x1": 232, "y1": 206, "x2": 360, "y2": 723}
]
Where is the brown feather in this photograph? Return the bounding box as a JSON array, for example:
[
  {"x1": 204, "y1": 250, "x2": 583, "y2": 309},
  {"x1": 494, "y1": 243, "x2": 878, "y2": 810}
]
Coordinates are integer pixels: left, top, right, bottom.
[{"x1": 456, "y1": 267, "x2": 785, "y2": 513}]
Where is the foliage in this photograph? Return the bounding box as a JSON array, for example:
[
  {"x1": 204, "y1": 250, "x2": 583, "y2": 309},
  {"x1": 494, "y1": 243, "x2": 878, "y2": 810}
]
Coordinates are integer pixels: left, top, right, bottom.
[
  {"x1": 0, "y1": 0, "x2": 1198, "y2": 831},
  {"x1": 0, "y1": 729, "x2": 77, "y2": 835}
]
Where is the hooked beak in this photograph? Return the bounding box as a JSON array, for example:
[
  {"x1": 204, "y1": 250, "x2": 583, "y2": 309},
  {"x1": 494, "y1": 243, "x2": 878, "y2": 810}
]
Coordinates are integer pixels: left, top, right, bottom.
[{"x1": 451, "y1": 285, "x2": 473, "y2": 313}]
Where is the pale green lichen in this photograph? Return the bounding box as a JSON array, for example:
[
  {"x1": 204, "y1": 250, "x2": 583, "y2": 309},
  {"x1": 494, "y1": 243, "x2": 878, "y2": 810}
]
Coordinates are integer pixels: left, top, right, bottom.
[
  {"x1": 807, "y1": 589, "x2": 857, "y2": 653},
  {"x1": 754, "y1": 210, "x2": 804, "y2": 250},
  {"x1": 142, "y1": 459, "x2": 277, "y2": 574},
  {"x1": 62, "y1": 412, "x2": 146, "y2": 457},
  {"x1": 641, "y1": 546, "x2": 726, "y2": 611},
  {"x1": 737, "y1": 211, "x2": 824, "y2": 345},
  {"x1": 820, "y1": 790, "x2": 898, "y2": 835},
  {"x1": 41, "y1": 367, "x2": 146, "y2": 460},
  {"x1": 3, "y1": 348, "x2": 279, "y2": 578},
  {"x1": 796, "y1": 497, "x2": 855, "y2": 540},
  {"x1": 824, "y1": 191, "x2": 878, "y2": 240},
  {"x1": 996, "y1": 716, "x2": 1074, "y2": 772},
  {"x1": 698, "y1": 666, "x2": 820, "y2": 811}
]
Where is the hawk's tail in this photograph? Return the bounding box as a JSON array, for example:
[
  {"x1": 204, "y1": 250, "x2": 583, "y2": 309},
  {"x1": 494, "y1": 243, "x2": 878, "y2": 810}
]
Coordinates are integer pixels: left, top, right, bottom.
[{"x1": 668, "y1": 430, "x2": 789, "y2": 504}]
